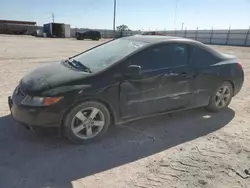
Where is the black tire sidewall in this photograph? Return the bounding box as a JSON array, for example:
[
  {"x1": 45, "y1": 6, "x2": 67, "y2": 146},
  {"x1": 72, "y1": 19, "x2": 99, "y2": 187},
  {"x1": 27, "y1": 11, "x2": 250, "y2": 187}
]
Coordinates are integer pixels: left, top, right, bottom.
[
  {"x1": 63, "y1": 101, "x2": 111, "y2": 144},
  {"x1": 206, "y1": 81, "x2": 233, "y2": 112}
]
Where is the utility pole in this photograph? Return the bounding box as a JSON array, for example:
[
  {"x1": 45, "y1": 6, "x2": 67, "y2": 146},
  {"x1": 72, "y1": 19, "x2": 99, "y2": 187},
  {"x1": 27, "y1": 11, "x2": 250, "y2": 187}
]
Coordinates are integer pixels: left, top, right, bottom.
[
  {"x1": 173, "y1": 0, "x2": 178, "y2": 29},
  {"x1": 195, "y1": 27, "x2": 199, "y2": 40},
  {"x1": 244, "y1": 25, "x2": 250, "y2": 46},
  {"x1": 226, "y1": 25, "x2": 231, "y2": 45},
  {"x1": 52, "y1": 13, "x2": 55, "y2": 23},
  {"x1": 181, "y1": 22, "x2": 184, "y2": 30},
  {"x1": 113, "y1": 0, "x2": 116, "y2": 38}
]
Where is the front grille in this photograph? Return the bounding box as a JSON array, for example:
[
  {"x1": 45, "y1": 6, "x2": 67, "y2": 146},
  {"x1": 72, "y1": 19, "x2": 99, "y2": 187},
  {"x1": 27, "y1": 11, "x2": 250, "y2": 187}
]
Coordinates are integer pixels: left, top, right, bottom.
[{"x1": 16, "y1": 87, "x2": 26, "y2": 99}]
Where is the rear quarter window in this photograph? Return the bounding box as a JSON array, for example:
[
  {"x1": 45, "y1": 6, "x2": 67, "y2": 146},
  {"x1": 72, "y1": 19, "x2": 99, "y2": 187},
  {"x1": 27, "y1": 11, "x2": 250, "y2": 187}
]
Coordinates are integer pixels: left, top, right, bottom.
[{"x1": 190, "y1": 46, "x2": 219, "y2": 67}]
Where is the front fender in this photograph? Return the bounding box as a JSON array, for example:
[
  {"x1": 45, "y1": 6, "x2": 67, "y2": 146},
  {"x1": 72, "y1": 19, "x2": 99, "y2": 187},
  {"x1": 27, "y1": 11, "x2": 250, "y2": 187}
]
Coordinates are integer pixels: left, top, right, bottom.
[{"x1": 76, "y1": 84, "x2": 121, "y2": 124}]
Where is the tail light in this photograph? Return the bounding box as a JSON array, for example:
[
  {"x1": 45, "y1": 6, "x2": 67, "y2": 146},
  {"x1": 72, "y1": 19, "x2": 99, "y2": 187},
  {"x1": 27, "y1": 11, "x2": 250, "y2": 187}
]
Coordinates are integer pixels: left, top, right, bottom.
[{"x1": 238, "y1": 61, "x2": 243, "y2": 69}]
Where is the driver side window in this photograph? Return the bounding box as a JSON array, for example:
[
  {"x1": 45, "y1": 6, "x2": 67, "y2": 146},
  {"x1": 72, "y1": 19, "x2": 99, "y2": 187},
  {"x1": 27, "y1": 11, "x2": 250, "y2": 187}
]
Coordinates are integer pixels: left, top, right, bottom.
[{"x1": 132, "y1": 43, "x2": 188, "y2": 71}]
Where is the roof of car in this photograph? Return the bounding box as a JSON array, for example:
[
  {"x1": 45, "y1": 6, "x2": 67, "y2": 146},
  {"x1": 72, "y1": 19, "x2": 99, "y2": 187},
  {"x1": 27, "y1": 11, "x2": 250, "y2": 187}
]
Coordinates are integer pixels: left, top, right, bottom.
[
  {"x1": 123, "y1": 35, "x2": 225, "y2": 58},
  {"x1": 124, "y1": 35, "x2": 199, "y2": 44}
]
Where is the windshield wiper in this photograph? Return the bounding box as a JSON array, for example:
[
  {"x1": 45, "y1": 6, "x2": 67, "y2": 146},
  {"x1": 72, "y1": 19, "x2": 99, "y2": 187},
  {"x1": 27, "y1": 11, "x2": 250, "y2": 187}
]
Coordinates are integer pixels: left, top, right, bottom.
[{"x1": 64, "y1": 59, "x2": 91, "y2": 73}]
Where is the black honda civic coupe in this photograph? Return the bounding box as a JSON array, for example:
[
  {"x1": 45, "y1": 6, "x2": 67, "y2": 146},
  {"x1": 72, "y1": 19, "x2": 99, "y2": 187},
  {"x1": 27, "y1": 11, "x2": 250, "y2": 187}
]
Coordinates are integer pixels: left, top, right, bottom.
[{"x1": 8, "y1": 36, "x2": 244, "y2": 144}]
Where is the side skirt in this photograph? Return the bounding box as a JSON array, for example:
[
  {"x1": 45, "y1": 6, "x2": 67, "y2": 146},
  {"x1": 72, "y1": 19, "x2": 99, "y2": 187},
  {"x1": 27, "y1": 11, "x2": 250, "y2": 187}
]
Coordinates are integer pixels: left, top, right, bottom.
[{"x1": 116, "y1": 104, "x2": 205, "y2": 126}]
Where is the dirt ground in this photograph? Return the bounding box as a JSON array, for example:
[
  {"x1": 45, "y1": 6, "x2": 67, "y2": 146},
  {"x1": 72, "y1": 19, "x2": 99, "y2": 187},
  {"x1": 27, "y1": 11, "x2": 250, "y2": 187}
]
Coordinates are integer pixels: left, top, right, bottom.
[{"x1": 0, "y1": 35, "x2": 250, "y2": 188}]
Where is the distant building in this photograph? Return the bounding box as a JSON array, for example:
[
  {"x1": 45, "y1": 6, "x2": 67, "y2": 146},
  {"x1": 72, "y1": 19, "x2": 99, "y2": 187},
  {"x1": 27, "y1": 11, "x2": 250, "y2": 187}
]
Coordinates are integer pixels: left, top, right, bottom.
[
  {"x1": 43, "y1": 23, "x2": 71, "y2": 38},
  {"x1": 0, "y1": 20, "x2": 36, "y2": 25},
  {"x1": 0, "y1": 19, "x2": 37, "y2": 35}
]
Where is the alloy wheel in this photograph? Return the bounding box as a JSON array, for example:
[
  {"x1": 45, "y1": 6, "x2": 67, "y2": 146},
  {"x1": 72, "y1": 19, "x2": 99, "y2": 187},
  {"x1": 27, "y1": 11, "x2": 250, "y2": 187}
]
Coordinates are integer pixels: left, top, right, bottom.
[
  {"x1": 214, "y1": 85, "x2": 231, "y2": 108},
  {"x1": 71, "y1": 107, "x2": 105, "y2": 139}
]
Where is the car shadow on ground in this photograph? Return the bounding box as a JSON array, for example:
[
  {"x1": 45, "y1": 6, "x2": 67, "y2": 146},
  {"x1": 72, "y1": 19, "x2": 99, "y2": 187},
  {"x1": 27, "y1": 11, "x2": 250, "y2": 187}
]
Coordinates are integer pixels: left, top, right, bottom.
[{"x1": 0, "y1": 107, "x2": 235, "y2": 188}]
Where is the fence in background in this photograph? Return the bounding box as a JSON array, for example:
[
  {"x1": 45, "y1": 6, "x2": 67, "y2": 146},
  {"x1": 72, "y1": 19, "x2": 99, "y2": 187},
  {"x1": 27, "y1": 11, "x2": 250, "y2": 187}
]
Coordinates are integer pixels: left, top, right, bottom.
[
  {"x1": 71, "y1": 28, "x2": 250, "y2": 46},
  {"x1": 1, "y1": 23, "x2": 250, "y2": 46},
  {"x1": 122, "y1": 29, "x2": 250, "y2": 46}
]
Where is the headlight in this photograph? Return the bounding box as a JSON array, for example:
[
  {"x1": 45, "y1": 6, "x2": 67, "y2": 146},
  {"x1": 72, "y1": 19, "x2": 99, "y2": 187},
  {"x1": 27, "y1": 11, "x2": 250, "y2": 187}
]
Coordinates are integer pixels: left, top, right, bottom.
[{"x1": 21, "y1": 96, "x2": 63, "y2": 106}]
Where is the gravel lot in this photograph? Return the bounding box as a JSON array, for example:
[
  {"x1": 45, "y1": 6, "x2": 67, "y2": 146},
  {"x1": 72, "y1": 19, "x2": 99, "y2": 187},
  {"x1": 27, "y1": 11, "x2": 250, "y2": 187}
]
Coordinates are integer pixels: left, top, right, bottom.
[{"x1": 0, "y1": 35, "x2": 250, "y2": 188}]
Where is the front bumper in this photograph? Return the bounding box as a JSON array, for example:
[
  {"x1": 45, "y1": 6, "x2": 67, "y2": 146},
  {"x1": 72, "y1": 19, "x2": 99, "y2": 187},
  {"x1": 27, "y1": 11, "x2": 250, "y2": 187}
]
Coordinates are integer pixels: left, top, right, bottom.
[{"x1": 8, "y1": 96, "x2": 64, "y2": 127}]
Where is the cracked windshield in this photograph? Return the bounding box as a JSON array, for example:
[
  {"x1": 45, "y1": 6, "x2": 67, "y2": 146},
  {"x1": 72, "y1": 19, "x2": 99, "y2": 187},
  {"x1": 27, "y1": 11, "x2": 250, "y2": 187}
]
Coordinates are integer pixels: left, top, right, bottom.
[{"x1": 0, "y1": 0, "x2": 250, "y2": 188}]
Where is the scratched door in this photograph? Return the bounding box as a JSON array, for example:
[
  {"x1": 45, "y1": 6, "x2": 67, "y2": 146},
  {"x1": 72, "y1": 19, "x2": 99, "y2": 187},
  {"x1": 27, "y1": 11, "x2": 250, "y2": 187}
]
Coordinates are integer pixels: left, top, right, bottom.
[{"x1": 119, "y1": 43, "x2": 193, "y2": 118}]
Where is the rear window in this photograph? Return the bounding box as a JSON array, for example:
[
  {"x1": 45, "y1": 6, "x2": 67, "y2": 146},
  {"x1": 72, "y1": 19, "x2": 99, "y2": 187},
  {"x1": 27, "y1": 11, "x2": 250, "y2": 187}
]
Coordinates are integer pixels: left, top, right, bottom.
[{"x1": 190, "y1": 46, "x2": 219, "y2": 66}]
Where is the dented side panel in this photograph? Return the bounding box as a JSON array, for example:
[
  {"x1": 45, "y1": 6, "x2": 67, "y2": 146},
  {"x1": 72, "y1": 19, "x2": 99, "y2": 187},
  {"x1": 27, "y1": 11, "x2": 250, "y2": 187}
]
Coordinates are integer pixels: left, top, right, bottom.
[{"x1": 120, "y1": 66, "x2": 194, "y2": 118}]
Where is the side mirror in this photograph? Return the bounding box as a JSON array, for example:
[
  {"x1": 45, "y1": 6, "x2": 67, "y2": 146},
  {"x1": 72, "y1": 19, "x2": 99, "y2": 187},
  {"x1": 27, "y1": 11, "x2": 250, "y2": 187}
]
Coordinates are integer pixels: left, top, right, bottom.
[{"x1": 125, "y1": 65, "x2": 141, "y2": 77}]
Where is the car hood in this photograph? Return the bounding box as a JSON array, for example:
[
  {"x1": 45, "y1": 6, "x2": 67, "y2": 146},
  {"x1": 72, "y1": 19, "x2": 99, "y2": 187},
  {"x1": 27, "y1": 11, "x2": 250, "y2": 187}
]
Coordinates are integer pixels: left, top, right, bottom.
[{"x1": 20, "y1": 61, "x2": 91, "y2": 95}]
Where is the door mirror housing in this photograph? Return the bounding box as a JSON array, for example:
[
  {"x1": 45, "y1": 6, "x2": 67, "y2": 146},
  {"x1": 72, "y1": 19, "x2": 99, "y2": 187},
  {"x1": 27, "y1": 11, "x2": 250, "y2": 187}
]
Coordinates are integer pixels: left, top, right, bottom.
[{"x1": 124, "y1": 65, "x2": 141, "y2": 77}]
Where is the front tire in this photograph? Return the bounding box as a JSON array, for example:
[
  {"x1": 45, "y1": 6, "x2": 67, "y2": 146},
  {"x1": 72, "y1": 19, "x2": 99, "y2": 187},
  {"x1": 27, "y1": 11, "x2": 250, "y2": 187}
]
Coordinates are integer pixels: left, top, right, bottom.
[
  {"x1": 63, "y1": 101, "x2": 111, "y2": 144},
  {"x1": 206, "y1": 81, "x2": 233, "y2": 112}
]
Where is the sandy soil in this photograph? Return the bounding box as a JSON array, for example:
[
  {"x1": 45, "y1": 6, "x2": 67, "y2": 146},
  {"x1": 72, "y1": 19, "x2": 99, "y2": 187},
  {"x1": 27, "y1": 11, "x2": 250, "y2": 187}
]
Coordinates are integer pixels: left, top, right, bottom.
[{"x1": 0, "y1": 35, "x2": 250, "y2": 188}]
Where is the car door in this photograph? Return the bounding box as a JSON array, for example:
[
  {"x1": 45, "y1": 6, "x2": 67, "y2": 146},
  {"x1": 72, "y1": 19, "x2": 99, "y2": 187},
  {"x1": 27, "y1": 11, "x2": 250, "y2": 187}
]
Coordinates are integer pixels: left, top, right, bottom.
[
  {"x1": 120, "y1": 43, "x2": 194, "y2": 119},
  {"x1": 189, "y1": 45, "x2": 222, "y2": 107}
]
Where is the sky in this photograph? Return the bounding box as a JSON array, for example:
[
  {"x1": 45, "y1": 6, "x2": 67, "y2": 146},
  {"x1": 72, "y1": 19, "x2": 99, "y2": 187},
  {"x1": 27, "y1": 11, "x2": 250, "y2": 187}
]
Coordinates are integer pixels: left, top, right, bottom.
[{"x1": 0, "y1": 0, "x2": 250, "y2": 30}]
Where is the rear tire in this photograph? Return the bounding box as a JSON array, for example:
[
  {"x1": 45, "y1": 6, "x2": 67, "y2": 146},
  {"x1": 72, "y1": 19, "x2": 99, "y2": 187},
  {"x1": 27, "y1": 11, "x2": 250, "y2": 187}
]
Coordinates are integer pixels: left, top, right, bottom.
[
  {"x1": 63, "y1": 101, "x2": 111, "y2": 144},
  {"x1": 206, "y1": 81, "x2": 233, "y2": 112}
]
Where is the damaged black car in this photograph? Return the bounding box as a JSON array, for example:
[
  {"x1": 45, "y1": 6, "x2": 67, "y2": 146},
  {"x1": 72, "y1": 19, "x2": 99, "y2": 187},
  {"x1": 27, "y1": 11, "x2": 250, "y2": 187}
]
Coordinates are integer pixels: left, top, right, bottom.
[{"x1": 8, "y1": 36, "x2": 244, "y2": 144}]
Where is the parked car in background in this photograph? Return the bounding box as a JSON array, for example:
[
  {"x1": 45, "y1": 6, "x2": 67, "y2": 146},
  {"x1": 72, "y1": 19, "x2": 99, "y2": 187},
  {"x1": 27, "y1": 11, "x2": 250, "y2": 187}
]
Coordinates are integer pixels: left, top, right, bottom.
[
  {"x1": 75, "y1": 30, "x2": 101, "y2": 40},
  {"x1": 8, "y1": 36, "x2": 244, "y2": 144}
]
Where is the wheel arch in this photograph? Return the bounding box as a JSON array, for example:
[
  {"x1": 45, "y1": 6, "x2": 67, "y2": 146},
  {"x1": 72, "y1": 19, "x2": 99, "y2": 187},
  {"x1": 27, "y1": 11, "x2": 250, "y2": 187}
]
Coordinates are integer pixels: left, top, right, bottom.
[
  {"x1": 225, "y1": 80, "x2": 235, "y2": 95},
  {"x1": 61, "y1": 96, "x2": 117, "y2": 131},
  {"x1": 80, "y1": 97, "x2": 116, "y2": 125}
]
